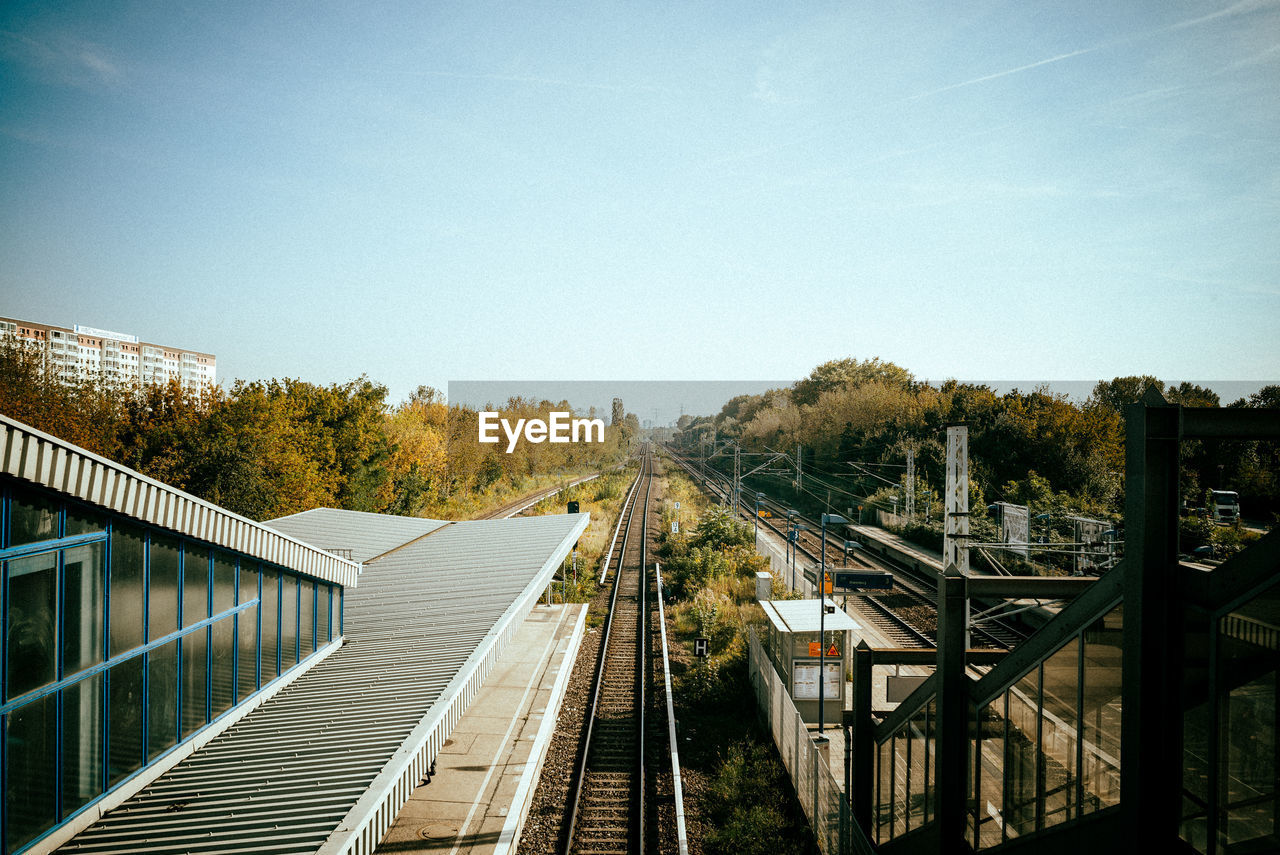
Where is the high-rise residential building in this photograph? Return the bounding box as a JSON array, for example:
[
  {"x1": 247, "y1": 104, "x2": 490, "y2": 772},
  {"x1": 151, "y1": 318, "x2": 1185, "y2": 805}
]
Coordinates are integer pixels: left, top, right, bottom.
[{"x1": 0, "y1": 316, "x2": 216, "y2": 391}]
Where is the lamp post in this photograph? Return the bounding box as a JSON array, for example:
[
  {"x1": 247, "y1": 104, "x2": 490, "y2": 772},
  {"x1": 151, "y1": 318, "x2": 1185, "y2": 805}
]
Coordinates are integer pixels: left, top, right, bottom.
[
  {"x1": 819, "y1": 513, "x2": 849, "y2": 734},
  {"x1": 754, "y1": 492, "x2": 766, "y2": 542},
  {"x1": 786, "y1": 510, "x2": 799, "y2": 583},
  {"x1": 1034, "y1": 513, "x2": 1051, "y2": 544},
  {"x1": 1034, "y1": 512, "x2": 1051, "y2": 573}
]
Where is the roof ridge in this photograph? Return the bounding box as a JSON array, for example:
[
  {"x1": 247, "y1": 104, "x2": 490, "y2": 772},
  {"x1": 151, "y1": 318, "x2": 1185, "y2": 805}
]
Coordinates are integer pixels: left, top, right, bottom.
[{"x1": 364, "y1": 521, "x2": 458, "y2": 564}]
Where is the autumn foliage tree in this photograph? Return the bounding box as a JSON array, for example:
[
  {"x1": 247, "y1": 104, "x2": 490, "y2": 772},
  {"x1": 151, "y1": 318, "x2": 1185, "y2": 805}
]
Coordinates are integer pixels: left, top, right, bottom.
[
  {"x1": 675, "y1": 357, "x2": 1278, "y2": 524},
  {"x1": 0, "y1": 339, "x2": 631, "y2": 521}
]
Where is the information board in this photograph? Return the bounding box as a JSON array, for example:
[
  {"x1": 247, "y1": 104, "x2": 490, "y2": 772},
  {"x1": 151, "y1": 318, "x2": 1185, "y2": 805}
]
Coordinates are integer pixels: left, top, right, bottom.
[{"x1": 792, "y1": 661, "x2": 842, "y2": 701}]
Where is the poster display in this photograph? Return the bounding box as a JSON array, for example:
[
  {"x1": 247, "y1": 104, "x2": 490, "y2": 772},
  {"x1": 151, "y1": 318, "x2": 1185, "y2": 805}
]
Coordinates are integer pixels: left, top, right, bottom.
[{"x1": 792, "y1": 661, "x2": 842, "y2": 701}]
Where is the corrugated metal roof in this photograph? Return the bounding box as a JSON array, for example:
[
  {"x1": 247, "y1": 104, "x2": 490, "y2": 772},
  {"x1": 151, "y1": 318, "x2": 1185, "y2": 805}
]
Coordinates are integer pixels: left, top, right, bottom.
[
  {"x1": 58, "y1": 511, "x2": 589, "y2": 855},
  {"x1": 265, "y1": 507, "x2": 450, "y2": 563},
  {"x1": 762, "y1": 598, "x2": 861, "y2": 633},
  {"x1": 0, "y1": 415, "x2": 360, "y2": 588}
]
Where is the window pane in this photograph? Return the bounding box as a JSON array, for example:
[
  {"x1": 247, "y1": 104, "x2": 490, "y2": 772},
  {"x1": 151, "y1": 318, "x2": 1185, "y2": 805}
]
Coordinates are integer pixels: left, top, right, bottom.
[
  {"x1": 239, "y1": 562, "x2": 259, "y2": 605},
  {"x1": 1220, "y1": 579, "x2": 1277, "y2": 851},
  {"x1": 893, "y1": 730, "x2": 909, "y2": 837},
  {"x1": 877, "y1": 739, "x2": 893, "y2": 843},
  {"x1": 110, "y1": 524, "x2": 146, "y2": 655},
  {"x1": 7, "y1": 550, "x2": 59, "y2": 699},
  {"x1": 147, "y1": 640, "x2": 179, "y2": 761},
  {"x1": 108, "y1": 654, "x2": 145, "y2": 786},
  {"x1": 261, "y1": 568, "x2": 279, "y2": 680},
  {"x1": 63, "y1": 673, "x2": 105, "y2": 818},
  {"x1": 237, "y1": 603, "x2": 259, "y2": 701},
  {"x1": 321, "y1": 585, "x2": 332, "y2": 643},
  {"x1": 1081, "y1": 605, "x2": 1123, "y2": 815},
  {"x1": 183, "y1": 545, "x2": 209, "y2": 628},
  {"x1": 925, "y1": 698, "x2": 937, "y2": 823},
  {"x1": 64, "y1": 541, "x2": 106, "y2": 675},
  {"x1": 213, "y1": 554, "x2": 235, "y2": 615},
  {"x1": 1007, "y1": 670, "x2": 1040, "y2": 838},
  {"x1": 301, "y1": 580, "x2": 316, "y2": 656},
  {"x1": 976, "y1": 701, "x2": 1006, "y2": 849},
  {"x1": 65, "y1": 504, "x2": 105, "y2": 537},
  {"x1": 1042, "y1": 639, "x2": 1079, "y2": 829},
  {"x1": 181, "y1": 628, "x2": 208, "y2": 738},
  {"x1": 907, "y1": 707, "x2": 928, "y2": 830},
  {"x1": 6, "y1": 693, "x2": 58, "y2": 852},
  {"x1": 211, "y1": 617, "x2": 234, "y2": 718},
  {"x1": 149, "y1": 535, "x2": 181, "y2": 641},
  {"x1": 10, "y1": 489, "x2": 59, "y2": 546},
  {"x1": 281, "y1": 575, "x2": 298, "y2": 669}
]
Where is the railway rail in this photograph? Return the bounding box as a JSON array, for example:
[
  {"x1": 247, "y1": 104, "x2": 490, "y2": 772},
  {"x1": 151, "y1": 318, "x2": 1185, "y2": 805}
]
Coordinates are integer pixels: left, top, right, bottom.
[{"x1": 563, "y1": 448, "x2": 684, "y2": 855}]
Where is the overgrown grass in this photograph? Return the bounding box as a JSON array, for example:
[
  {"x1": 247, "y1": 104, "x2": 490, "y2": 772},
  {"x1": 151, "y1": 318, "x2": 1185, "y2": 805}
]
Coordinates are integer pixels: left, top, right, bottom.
[{"x1": 518, "y1": 464, "x2": 641, "y2": 604}]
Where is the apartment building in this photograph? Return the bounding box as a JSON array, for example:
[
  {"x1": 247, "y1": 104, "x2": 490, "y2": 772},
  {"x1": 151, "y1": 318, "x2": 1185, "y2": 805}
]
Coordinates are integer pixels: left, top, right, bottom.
[{"x1": 0, "y1": 317, "x2": 216, "y2": 391}]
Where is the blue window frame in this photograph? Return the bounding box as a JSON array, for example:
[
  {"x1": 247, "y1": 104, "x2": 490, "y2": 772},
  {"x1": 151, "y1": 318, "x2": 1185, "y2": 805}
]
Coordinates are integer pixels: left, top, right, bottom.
[{"x1": 0, "y1": 480, "x2": 343, "y2": 855}]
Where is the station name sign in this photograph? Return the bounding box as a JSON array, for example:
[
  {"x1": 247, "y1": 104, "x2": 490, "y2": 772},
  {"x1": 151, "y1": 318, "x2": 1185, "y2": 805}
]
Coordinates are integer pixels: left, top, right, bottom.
[{"x1": 479, "y1": 411, "x2": 606, "y2": 453}]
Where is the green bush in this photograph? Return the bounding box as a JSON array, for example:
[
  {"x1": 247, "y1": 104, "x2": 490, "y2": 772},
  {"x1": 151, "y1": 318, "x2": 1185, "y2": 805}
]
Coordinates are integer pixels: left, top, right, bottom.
[
  {"x1": 690, "y1": 506, "x2": 754, "y2": 551},
  {"x1": 705, "y1": 743, "x2": 816, "y2": 855}
]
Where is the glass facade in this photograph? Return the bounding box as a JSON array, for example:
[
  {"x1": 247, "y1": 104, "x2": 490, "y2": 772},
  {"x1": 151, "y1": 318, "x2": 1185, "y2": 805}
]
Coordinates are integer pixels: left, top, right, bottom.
[
  {"x1": 968, "y1": 603, "x2": 1124, "y2": 849},
  {"x1": 0, "y1": 481, "x2": 343, "y2": 855},
  {"x1": 1181, "y1": 575, "x2": 1278, "y2": 853},
  {"x1": 870, "y1": 603, "x2": 1125, "y2": 850}
]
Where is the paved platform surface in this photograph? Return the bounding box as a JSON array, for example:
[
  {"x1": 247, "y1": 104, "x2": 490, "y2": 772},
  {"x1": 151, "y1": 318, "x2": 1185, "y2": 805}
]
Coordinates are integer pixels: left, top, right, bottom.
[{"x1": 375, "y1": 603, "x2": 587, "y2": 855}]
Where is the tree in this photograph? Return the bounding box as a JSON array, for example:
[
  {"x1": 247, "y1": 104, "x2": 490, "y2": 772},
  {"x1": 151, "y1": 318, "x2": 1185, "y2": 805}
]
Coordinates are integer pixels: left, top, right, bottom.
[
  {"x1": 1089, "y1": 376, "x2": 1166, "y2": 414},
  {"x1": 790, "y1": 357, "x2": 914, "y2": 408},
  {"x1": 1166, "y1": 382, "x2": 1220, "y2": 408}
]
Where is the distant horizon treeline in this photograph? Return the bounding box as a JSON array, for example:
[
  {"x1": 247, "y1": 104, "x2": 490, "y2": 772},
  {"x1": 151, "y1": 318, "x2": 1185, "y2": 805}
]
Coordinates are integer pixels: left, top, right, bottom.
[
  {"x1": 0, "y1": 338, "x2": 636, "y2": 521},
  {"x1": 671, "y1": 357, "x2": 1280, "y2": 523}
]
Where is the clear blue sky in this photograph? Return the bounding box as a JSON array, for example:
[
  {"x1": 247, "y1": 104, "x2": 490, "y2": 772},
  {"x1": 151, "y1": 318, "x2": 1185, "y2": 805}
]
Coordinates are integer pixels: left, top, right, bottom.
[{"x1": 2, "y1": 1, "x2": 1277, "y2": 405}]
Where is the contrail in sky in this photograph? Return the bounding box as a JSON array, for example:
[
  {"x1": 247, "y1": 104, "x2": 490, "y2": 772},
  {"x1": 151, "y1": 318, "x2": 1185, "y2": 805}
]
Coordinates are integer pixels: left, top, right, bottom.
[{"x1": 905, "y1": 46, "x2": 1102, "y2": 101}]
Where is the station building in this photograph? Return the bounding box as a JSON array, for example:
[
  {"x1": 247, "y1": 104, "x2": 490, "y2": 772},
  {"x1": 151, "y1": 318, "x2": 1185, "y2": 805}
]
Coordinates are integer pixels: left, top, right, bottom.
[{"x1": 0, "y1": 414, "x2": 587, "y2": 854}]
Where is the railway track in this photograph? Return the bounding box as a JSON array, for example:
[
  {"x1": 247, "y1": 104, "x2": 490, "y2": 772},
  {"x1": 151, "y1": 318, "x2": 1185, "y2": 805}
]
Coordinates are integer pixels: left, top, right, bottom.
[
  {"x1": 563, "y1": 447, "x2": 681, "y2": 855},
  {"x1": 663, "y1": 446, "x2": 1030, "y2": 651}
]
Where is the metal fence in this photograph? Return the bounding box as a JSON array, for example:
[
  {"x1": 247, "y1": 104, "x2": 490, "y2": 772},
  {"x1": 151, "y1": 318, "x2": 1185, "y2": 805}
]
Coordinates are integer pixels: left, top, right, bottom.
[{"x1": 748, "y1": 628, "x2": 874, "y2": 855}]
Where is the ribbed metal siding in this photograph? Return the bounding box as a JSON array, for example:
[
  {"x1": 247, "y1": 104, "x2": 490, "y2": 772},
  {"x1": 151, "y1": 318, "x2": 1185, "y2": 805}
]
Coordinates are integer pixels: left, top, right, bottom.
[
  {"x1": 0, "y1": 415, "x2": 358, "y2": 588},
  {"x1": 59, "y1": 512, "x2": 589, "y2": 855},
  {"x1": 265, "y1": 508, "x2": 450, "y2": 563}
]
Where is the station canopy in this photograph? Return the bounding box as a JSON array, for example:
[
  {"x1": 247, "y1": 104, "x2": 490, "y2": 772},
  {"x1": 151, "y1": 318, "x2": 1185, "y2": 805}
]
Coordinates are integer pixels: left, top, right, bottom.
[{"x1": 62, "y1": 507, "x2": 589, "y2": 855}]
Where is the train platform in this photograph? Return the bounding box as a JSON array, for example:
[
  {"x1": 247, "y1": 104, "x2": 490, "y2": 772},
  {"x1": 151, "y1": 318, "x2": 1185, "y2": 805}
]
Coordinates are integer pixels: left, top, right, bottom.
[
  {"x1": 374, "y1": 602, "x2": 588, "y2": 855},
  {"x1": 848, "y1": 523, "x2": 944, "y2": 572}
]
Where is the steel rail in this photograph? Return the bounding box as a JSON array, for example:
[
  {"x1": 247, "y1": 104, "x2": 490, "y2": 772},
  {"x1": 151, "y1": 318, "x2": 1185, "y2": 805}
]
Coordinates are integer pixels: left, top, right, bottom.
[
  {"x1": 637, "y1": 451, "x2": 650, "y2": 855},
  {"x1": 563, "y1": 449, "x2": 652, "y2": 855},
  {"x1": 599, "y1": 461, "x2": 645, "y2": 584}
]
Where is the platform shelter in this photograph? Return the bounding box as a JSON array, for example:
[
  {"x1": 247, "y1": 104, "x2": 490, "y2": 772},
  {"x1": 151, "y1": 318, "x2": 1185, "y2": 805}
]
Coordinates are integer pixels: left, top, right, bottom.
[{"x1": 760, "y1": 598, "x2": 860, "y2": 726}]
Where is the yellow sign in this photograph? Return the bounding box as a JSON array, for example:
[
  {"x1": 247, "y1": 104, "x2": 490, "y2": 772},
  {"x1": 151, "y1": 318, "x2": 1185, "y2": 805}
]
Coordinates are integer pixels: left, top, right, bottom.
[{"x1": 808, "y1": 641, "x2": 821, "y2": 657}]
